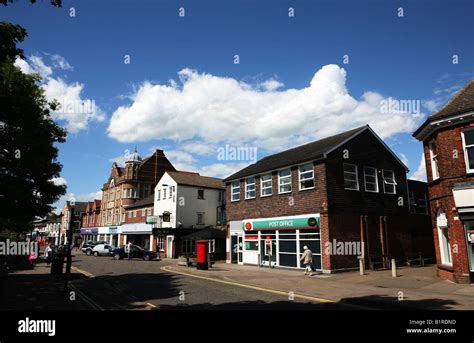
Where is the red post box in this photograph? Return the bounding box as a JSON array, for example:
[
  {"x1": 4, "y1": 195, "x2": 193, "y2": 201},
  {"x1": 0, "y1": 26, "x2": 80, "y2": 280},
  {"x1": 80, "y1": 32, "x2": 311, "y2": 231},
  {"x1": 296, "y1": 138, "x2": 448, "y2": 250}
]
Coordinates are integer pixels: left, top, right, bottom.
[{"x1": 196, "y1": 240, "x2": 209, "y2": 270}]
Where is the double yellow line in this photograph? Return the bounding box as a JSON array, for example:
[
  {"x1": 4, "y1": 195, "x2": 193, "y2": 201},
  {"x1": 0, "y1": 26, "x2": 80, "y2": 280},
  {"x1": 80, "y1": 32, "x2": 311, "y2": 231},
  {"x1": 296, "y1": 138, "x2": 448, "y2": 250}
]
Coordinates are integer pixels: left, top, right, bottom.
[{"x1": 161, "y1": 265, "x2": 335, "y2": 304}]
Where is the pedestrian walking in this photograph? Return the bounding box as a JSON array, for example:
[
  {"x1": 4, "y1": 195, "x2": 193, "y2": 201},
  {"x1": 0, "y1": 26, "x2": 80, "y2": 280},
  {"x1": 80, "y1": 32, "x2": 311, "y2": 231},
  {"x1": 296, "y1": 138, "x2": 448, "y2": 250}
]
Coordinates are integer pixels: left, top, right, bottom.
[
  {"x1": 127, "y1": 241, "x2": 132, "y2": 260},
  {"x1": 300, "y1": 245, "x2": 313, "y2": 276},
  {"x1": 44, "y1": 244, "x2": 52, "y2": 266}
]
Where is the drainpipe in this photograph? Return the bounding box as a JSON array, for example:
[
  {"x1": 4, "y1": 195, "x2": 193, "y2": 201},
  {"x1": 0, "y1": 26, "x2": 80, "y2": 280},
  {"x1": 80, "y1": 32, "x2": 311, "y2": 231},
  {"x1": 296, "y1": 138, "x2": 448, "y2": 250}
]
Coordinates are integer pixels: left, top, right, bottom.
[
  {"x1": 380, "y1": 215, "x2": 385, "y2": 255},
  {"x1": 364, "y1": 216, "x2": 370, "y2": 268},
  {"x1": 384, "y1": 216, "x2": 389, "y2": 256}
]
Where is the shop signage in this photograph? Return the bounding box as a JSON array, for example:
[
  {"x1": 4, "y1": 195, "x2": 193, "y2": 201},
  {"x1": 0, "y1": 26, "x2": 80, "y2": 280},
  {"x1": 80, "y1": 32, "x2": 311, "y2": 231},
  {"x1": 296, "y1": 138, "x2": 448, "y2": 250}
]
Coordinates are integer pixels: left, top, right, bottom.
[
  {"x1": 80, "y1": 228, "x2": 98, "y2": 235},
  {"x1": 146, "y1": 216, "x2": 159, "y2": 224},
  {"x1": 243, "y1": 215, "x2": 320, "y2": 231},
  {"x1": 108, "y1": 227, "x2": 118, "y2": 234}
]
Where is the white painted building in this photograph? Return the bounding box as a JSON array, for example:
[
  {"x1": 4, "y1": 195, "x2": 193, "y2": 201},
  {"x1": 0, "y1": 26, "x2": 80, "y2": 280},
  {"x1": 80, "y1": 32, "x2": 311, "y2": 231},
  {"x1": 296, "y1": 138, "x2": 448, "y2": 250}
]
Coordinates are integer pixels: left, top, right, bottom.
[{"x1": 154, "y1": 171, "x2": 225, "y2": 258}]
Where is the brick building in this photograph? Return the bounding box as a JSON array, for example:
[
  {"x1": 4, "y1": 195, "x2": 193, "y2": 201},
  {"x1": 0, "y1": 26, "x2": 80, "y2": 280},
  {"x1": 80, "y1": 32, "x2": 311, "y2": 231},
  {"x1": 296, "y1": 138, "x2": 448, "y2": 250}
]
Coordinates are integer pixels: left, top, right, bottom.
[
  {"x1": 225, "y1": 125, "x2": 433, "y2": 272},
  {"x1": 60, "y1": 201, "x2": 88, "y2": 245},
  {"x1": 121, "y1": 194, "x2": 155, "y2": 250},
  {"x1": 80, "y1": 200, "x2": 102, "y2": 242},
  {"x1": 100, "y1": 148, "x2": 175, "y2": 228},
  {"x1": 413, "y1": 80, "x2": 474, "y2": 283}
]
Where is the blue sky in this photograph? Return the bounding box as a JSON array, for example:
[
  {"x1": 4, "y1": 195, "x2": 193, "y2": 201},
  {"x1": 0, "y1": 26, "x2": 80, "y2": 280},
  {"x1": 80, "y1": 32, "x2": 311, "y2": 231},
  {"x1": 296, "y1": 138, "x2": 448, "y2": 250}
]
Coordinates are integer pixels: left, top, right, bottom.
[{"x1": 2, "y1": 0, "x2": 473, "y2": 210}]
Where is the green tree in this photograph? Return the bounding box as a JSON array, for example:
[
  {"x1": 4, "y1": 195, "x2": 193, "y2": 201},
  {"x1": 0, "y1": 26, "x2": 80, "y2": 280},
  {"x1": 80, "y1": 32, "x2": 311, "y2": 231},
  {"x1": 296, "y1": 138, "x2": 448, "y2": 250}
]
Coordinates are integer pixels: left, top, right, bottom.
[{"x1": 0, "y1": 22, "x2": 67, "y2": 233}]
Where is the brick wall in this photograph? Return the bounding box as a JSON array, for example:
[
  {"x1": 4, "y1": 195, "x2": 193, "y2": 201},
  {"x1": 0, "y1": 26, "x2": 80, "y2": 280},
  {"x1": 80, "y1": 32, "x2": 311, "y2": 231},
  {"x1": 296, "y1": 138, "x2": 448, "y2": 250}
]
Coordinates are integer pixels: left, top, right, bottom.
[{"x1": 424, "y1": 123, "x2": 474, "y2": 283}]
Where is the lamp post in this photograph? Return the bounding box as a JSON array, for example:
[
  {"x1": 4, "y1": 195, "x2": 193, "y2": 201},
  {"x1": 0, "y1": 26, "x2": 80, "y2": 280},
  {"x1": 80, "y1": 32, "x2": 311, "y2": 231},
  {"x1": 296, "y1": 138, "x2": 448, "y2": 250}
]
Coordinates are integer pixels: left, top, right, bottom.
[{"x1": 63, "y1": 206, "x2": 74, "y2": 293}]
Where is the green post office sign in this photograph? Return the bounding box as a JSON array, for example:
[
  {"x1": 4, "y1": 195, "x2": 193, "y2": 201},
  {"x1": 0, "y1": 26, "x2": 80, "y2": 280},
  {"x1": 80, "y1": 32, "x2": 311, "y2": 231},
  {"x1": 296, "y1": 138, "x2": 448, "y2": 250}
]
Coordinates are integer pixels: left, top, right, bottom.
[
  {"x1": 243, "y1": 215, "x2": 320, "y2": 231},
  {"x1": 146, "y1": 216, "x2": 158, "y2": 224}
]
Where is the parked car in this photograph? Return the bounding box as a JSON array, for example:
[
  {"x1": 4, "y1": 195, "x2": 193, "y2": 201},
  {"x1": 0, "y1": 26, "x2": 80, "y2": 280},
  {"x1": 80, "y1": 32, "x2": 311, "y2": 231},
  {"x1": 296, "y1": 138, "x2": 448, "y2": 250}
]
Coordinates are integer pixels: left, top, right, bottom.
[
  {"x1": 92, "y1": 244, "x2": 114, "y2": 257},
  {"x1": 109, "y1": 244, "x2": 158, "y2": 261},
  {"x1": 81, "y1": 240, "x2": 107, "y2": 256}
]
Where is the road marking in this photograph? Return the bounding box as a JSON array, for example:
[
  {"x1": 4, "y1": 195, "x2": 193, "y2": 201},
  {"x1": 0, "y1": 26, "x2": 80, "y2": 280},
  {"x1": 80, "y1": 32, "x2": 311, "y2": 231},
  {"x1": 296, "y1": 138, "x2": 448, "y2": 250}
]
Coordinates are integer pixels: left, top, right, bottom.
[
  {"x1": 161, "y1": 266, "x2": 334, "y2": 304},
  {"x1": 72, "y1": 266, "x2": 95, "y2": 278},
  {"x1": 146, "y1": 302, "x2": 158, "y2": 309},
  {"x1": 69, "y1": 282, "x2": 104, "y2": 311}
]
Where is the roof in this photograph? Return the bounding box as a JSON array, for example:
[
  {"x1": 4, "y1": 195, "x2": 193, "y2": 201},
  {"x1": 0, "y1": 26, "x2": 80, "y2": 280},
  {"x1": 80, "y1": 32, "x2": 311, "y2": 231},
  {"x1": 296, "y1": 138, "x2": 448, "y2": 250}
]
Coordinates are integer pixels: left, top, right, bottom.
[
  {"x1": 167, "y1": 171, "x2": 224, "y2": 190},
  {"x1": 66, "y1": 201, "x2": 88, "y2": 212},
  {"x1": 225, "y1": 125, "x2": 378, "y2": 181},
  {"x1": 414, "y1": 80, "x2": 474, "y2": 138},
  {"x1": 124, "y1": 194, "x2": 154, "y2": 209},
  {"x1": 181, "y1": 227, "x2": 226, "y2": 240}
]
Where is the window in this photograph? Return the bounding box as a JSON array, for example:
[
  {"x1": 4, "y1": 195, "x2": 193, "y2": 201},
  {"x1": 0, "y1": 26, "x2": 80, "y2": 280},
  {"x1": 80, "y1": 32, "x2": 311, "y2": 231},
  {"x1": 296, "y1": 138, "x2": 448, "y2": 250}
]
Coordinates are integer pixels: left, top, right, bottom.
[
  {"x1": 299, "y1": 163, "x2": 314, "y2": 190},
  {"x1": 133, "y1": 211, "x2": 137, "y2": 218},
  {"x1": 208, "y1": 239, "x2": 216, "y2": 253},
  {"x1": 128, "y1": 211, "x2": 132, "y2": 219},
  {"x1": 437, "y1": 209, "x2": 452, "y2": 265},
  {"x1": 157, "y1": 236, "x2": 165, "y2": 251},
  {"x1": 143, "y1": 184, "x2": 150, "y2": 198},
  {"x1": 197, "y1": 189, "x2": 205, "y2": 200},
  {"x1": 245, "y1": 177, "x2": 256, "y2": 199},
  {"x1": 462, "y1": 129, "x2": 474, "y2": 173},
  {"x1": 417, "y1": 194, "x2": 428, "y2": 215},
  {"x1": 169, "y1": 186, "x2": 172, "y2": 199},
  {"x1": 142, "y1": 209, "x2": 146, "y2": 217},
  {"x1": 260, "y1": 174, "x2": 272, "y2": 197},
  {"x1": 429, "y1": 141, "x2": 440, "y2": 180},
  {"x1": 278, "y1": 169, "x2": 292, "y2": 193},
  {"x1": 363, "y1": 167, "x2": 378, "y2": 192},
  {"x1": 147, "y1": 208, "x2": 152, "y2": 216},
  {"x1": 197, "y1": 212, "x2": 204, "y2": 225},
  {"x1": 182, "y1": 240, "x2": 195, "y2": 255},
  {"x1": 157, "y1": 190, "x2": 161, "y2": 201},
  {"x1": 343, "y1": 163, "x2": 359, "y2": 190},
  {"x1": 163, "y1": 188, "x2": 167, "y2": 199},
  {"x1": 218, "y1": 191, "x2": 223, "y2": 202},
  {"x1": 162, "y1": 212, "x2": 170, "y2": 222},
  {"x1": 382, "y1": 169, "x2": 397, "y2": 194},
  {"x1": 408, "y1": 192, "x2": 416, "y2": 214},
  {"x1": 231, "y1": 181, "x2": 240, "y2": 201}
]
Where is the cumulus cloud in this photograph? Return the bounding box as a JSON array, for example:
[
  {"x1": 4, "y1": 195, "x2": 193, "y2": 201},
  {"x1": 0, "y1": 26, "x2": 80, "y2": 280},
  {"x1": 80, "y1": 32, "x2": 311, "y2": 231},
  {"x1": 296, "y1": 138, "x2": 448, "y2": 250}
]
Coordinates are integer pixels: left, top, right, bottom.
[
  {"x1": 14, "y1": 54, "x2": 105, "y2": 134},
  {"x1": 107, "y1": 64, "x2": 424, "y2": 153},
  {"x1": 410, "y1": 155, "x2": 427, "y2": 182},
  {"x1": 51, "y1": 177, "x2": 67, "y2": 186}
]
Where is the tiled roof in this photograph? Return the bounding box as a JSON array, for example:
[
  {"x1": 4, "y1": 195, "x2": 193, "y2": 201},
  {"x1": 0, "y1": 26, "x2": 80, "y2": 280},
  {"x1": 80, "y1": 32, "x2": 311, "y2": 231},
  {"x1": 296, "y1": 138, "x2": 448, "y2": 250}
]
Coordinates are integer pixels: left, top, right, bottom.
[
  {"x1": 124, "y1": 194, "x2": 155, "y2": 209},
  {"x1": 167, "y1": 171, "x2": 224, "y2": 189},
  {"x1": 224, "y1": 125, "x2": 368, "y2": 181}
]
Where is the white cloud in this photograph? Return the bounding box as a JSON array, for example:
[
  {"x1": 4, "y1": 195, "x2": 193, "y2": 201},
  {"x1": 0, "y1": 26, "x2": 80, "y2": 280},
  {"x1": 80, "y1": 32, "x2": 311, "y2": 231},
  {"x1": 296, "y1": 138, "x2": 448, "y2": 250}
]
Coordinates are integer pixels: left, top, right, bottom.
[
  {"x1": 410, "y1": 155, "x2": 427, "y2": 182},
  {"x1": 180, "y1": 141, "x2": 215, "y2": 155},
  {"x1": 108, "y1": 153, "x2": 129, "y2": 166},
  {"x1": 53, "y1": 190, "x2": 102, "y2": 213},
  {"x1": 107, "y1": 64, "x2": 424, "y2": 152},
  {"x1": 14, "y1": 54, "x2": 105, "y2": 134},
  {"x1": 51, "y1": 177, "x2": 67, "y2": 186},
  {"x1": 400, "y1": 153, "x2": 409, "y2": 169},
  {"x1": 260, "y1": 79, "x2": 284, "y2": 91}
]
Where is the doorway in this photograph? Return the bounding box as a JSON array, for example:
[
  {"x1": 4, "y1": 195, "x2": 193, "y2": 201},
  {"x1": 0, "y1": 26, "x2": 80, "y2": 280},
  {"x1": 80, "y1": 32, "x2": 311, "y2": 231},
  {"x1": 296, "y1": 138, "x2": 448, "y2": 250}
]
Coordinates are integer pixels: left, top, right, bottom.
[
  {"x1": 465, "y1": 221, "x2": 474, "y2": 272},
  {"x1": 166, "y1": 236, "x2": 174, "y2": 258},
  {"x1": 237, "y1": 234, "x2": 243, "y2": 264}
]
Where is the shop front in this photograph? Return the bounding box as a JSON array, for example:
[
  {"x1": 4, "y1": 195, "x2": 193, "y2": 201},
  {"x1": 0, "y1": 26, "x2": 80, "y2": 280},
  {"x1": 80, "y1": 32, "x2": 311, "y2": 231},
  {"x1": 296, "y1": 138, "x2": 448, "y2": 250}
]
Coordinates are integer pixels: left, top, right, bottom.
[
  {"x1": 97, "y1": 226, "x2": 121, "y2": 247},
  {"x1": 80, "y1": 227, "x2": 98, "y2": 242},
  {"x1": 235, "y1": 214, "x2": 322, "y2": 270},
  {"x1": 453, "y1": 183, "x2": 474, "y2": 278},
  {"x1": 121, "y1": 223, "x2": 153, "y2": 251}
]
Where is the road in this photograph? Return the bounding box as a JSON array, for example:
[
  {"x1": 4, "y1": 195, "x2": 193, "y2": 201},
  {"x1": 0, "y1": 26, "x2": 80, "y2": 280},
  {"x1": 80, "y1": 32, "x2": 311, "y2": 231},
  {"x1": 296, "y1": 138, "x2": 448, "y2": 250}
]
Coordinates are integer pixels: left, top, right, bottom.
[{"x1": 70, "y1": 254, "x2": 354, "y2": 310}]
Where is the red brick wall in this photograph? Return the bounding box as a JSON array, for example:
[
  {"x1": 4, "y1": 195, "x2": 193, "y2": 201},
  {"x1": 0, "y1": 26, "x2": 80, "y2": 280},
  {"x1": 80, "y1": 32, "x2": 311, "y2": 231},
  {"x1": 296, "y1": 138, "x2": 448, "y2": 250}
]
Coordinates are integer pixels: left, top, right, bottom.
[
  {"x1": 424, "y1": 123, "x2": 474, "y2": 283},
  {"x1": 125, "y1": 206, "x2": 153, "y2": 224}
]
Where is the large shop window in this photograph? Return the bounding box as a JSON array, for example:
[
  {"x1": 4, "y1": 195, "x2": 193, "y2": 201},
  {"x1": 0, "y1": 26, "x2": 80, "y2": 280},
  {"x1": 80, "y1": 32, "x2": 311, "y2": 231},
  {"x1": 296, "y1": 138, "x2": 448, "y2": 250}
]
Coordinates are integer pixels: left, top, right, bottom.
[
  {"x1": 260, "y1": 174, "x2": 272, "y2": 197},
  {"x1": 437, "y1": 209, "x2": 452, "y2": 266},
  {"x1": 245, "y1": 177, "x2": 256, "y2": 199},
  {"x1": 299, "y1": 163, "x2": 314, "y2": 190},
  {"x1": 343, "y1": 163, "x2": 359, "y2": 190},
  {"x1": 231, "y1": 181, "x2": 240, "y2": 201},
  {"x1": 429, "y1": 141, "x2": 440, "y2": 180},
  {"x1": 382, "y1": 169, "x2": 397, "y2": 194},
  {"x1": 462, "y1": 129, "x2": 474, "y2": 173},
  {"x1": 278, "y1": 169, "x2": 292, "y2": 193}
]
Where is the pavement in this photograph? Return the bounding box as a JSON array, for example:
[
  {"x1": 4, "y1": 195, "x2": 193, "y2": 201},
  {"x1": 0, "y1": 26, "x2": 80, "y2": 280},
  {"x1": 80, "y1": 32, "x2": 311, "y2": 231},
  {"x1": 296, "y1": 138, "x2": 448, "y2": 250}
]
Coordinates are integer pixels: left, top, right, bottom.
[
  {"x1": 0, "y1": 258, "x2": 89, "y2": 311},
  {"x1": 162, "y1": 261, "x2": 474, "y2": 310},
  {"x1": 1, "y1": 254, "x2": 473, "y2": 311}
]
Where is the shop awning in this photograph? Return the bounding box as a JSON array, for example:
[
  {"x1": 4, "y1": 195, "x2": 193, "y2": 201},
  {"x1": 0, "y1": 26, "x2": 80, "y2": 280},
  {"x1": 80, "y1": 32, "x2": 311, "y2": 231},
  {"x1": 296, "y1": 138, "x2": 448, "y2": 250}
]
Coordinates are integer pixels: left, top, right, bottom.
[
  {"x1": 121, "y1": 223, "x2": 152, "y2": 234},
  {"x1": 181, "y1": 227, "x2": 226, "y2": 240},
  {"x1": 80, "y1": 228, "x2": 98, "y2": 235}
]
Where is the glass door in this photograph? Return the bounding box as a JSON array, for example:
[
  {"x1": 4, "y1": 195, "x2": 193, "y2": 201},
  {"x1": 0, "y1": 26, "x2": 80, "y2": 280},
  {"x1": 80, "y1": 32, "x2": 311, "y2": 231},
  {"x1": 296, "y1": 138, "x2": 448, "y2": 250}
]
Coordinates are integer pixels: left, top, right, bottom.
[{"x1": 465, "y1": 221, "x2": 474, "y2": 272}]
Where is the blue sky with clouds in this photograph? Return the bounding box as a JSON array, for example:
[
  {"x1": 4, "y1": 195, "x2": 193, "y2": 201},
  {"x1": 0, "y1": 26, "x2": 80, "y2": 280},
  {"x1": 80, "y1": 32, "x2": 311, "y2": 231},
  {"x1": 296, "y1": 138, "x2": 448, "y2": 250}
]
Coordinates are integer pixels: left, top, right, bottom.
[{"x1": 2, "y1": 0, "x2": 473, "y2": 210}]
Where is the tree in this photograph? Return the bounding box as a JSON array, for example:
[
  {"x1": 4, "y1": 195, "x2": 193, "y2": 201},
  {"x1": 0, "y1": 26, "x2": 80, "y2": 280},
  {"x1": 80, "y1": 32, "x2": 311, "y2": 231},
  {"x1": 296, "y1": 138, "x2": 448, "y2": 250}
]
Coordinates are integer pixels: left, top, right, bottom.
[{"x1": 0, "y1": 22, "x2": 67, "y2": 233}]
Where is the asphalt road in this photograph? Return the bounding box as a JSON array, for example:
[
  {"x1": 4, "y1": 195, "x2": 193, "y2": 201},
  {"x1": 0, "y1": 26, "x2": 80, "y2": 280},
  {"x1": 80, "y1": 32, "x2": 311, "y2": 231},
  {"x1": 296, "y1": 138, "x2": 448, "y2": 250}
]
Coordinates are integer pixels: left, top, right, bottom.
[{"x1": 70, "y1": 254, "x2": 354, "y2": 310}]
